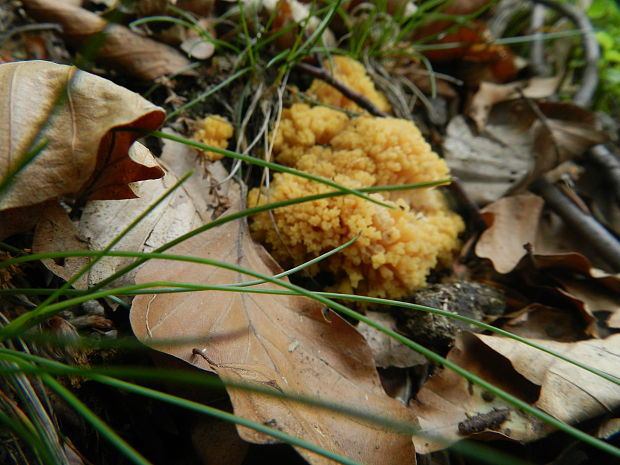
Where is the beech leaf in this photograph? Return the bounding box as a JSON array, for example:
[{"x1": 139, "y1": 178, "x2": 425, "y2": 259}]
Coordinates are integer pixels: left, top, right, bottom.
[
  {"x1": 129, "y1": 189, "x2": 417, "y2": 465},
  {"x1": 0, "y1": 60, "x2": 165, "y2": 236},
  {"x1": 473, "y1": 333, "x2": 620, "y2": 425}
]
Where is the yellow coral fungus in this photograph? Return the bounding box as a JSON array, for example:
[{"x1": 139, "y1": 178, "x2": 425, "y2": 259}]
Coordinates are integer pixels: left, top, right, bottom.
[
  {"x1": 194, "y1": 115, "x2": 234, "y2": 161},
  {"x1": 306, "y1": 56, "x2": 391, "y2": 114},
  {"x1": 249, "y1": 104, "x2": 464, "y2": 299}
]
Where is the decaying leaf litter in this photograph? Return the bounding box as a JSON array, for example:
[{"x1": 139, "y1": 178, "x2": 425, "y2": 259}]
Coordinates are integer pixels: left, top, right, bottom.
[{"x1": 1, "y1": 1, "x2": 620, "y2": 465}]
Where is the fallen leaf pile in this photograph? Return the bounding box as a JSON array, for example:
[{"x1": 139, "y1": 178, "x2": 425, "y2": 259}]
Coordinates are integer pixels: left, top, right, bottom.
[{"x1": 3, "y1": 1, "x2": 620, "y2": 464}]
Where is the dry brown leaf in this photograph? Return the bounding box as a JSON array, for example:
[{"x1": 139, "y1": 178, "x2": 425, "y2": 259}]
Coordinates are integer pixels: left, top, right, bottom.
[
  {"x1": 130, "y1": 190, "x2": 417, "y2": 465},
  {"x1": 32, "y1": 134, "x2": 229, "y2": 288},
  {"x1": 474, "y1": 333, "x2": 620, "y2": 425},
  {"x1": 410, "y1": 333, "x2": 552, "y2": 454},
  {"x1": 0, "y1": 60, "x2": 165, "y2": 238},
  {"x1": 475, "y1": 194, "x2": 544, "y2": 274},
  {"x1": 22, "y1": 0, "x2": 193, "y2": 80},
  {"x1": 499, "y1": 303, "x2": 592, "y2": 342},
  {"x1": 0, "y1": 60, "x2": 164, "y2": 209},
  {"x1": 413, "y1": 331, "x2": 620, "y2": 453},
  {"x1": 530, "y1": 212, "x2": 620, "y2": 291},
  {"x1": 443, "y1": 115, "x2": 531, "y2": 204},
  {"x1": 32, "y1": 202, "x2": 90, "y2": 289},
  {"x1": 446, "y1": 101, "x2": 606, "y2": 203}
]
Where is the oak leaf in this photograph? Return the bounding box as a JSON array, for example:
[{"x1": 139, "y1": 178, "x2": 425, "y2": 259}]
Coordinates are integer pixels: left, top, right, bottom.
[{"x1": 129, "y1": 189, "x2": 417, "y2": 465}]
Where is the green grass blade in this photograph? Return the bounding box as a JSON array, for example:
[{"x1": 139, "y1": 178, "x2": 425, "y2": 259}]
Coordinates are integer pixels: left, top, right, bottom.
[
  {"x1": 0, "y1": 349, "x2": 534, "y2": 465},
  {"x1": 39, "y1": 372, "x2": 153, "y2": 465},
  {"x1": 147, "y1": 130, "x2": 395, "y2": 208}
]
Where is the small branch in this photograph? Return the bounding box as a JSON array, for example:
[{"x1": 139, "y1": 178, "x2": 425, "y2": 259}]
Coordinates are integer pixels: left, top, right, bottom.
[
  {"x1": 295, "y1": 62, "x2": 390, "y2": 117},
  {"x1": 531, "y1": 176, "x2": 620, "y2": 271},
  {"x1": 531, "y1": 0, "x2": 600, "y2": 107},
  {"x1": 587, "y1": 145, "x2": 620, "y2": 203}
]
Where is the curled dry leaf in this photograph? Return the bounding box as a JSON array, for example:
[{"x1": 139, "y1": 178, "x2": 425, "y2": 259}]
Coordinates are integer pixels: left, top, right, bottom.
[
  {"x1": 22, "y1": 0, "x2": 193, "y2": 80},
  {"x1": 130, "y1": 190, "x2": 417, "y2": 465},
  {"x1": 468, "y1": 78, "x2": 560, "y2": 131},
  {"x1": 356, "y1": 311, "x2": 426, "y2": 369},
  {"x1": 445, "y1": 100, "x2": 607, "y2": 203},
  {"x1": 0, "y1": 60, "x2": 164, "y2": 238},
  {"x1": 443, "y1": 115, "x2": 531, "y2": 204}
]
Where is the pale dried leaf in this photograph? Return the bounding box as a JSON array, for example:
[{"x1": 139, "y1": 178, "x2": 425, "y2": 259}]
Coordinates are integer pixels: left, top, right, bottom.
[
  {"x1": 443, "y1": 115, "x2": 531, "y2": 204},
  {"x1": 410, "y1": 333, "x2": 552, "y2": 454},
  {"x1": 0, "y1": 60, "x2": 165, "y2": 212},
  {"x1": 130, "y1": 191, "x2": 417, "y2": 465},
  {"x1": 598, "y1": 418, "x2": 620, "y2": 439},
  {"x1": 34, "y1": 135, "x2": 230, "y2": 288},
  {"x1": 474, "y1": 333, "x2": 620, "y2": 424},
  {"x1": 29, "y1": 134, "x2": 228, "y2": 288},
  {"x1": 446, "y1": 101, "x2": 606, "y2": 203},
  {"x1": 32, "y1": 202, "x2": 89, "y2": 289},
  {"x1": 475, "y1": 194, "x2": 544, "y2": 273},
  {"x1": 181, "y1": 36, "x2": 215, "y2": 60},
  {"x1": 22, "y1": 0, "x2": 193, "y2": 80},
  {"x1": 500, "y1": 303, "x2": 593, "y2": 342}
]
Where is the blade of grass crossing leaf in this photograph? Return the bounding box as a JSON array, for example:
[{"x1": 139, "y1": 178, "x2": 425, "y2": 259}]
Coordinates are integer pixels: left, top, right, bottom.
[
  {"x1": 0, "y1": 138, "x2": 48, "y2": 201},
  {"x1": 0, "y1": 172, "x2": 193, "y2": 337},
  {"x1": 0, "y1": 351, "x2": 534, "y2": 465},
  {"x1": 7, "y1": 250, "x2": 620, "y2": 459},
  {"x1": 3, "y1": 249, "x2": 618, "y2": 386},
  {"x1": 230, "y1": 233, "x2": 360, "y2": 287}
]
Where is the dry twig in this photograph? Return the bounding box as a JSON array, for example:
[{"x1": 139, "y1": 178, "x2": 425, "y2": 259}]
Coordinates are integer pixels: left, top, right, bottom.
[{"x1": 532, "y1": 176, "x2": 620, "y2": 271}]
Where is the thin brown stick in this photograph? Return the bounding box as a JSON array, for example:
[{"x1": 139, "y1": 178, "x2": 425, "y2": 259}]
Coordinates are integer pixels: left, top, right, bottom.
[
  {"x1": 532, "y1": 176, "x2": 620, "y2": 271},
  {"x1": 295, "y1": 61, "x2": 390, "y2": 117},
  {"x1": 587, "y1": 145, "x2": 620, "y2": 203}
]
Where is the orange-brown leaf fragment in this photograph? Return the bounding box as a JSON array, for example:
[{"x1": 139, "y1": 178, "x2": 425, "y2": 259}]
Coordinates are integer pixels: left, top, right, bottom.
[{"x1": 129, "y1": 189, "x2": 417, "y2": 465}]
